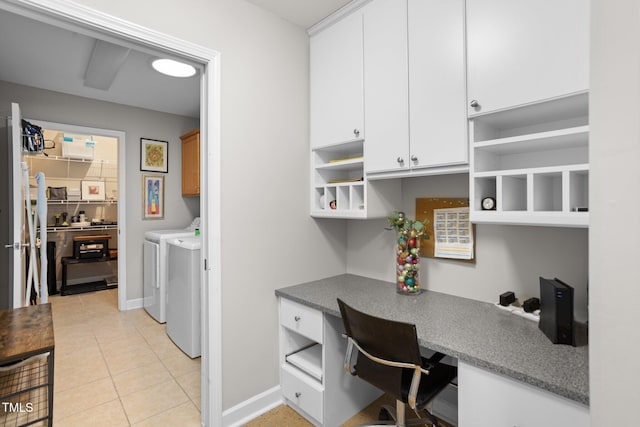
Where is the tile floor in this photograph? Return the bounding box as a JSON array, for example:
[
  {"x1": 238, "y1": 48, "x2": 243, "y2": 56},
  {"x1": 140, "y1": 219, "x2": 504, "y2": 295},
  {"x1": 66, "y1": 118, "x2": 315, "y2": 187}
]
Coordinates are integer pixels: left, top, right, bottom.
[{"x1": 49, "y1": 289, "x2": 201, "y2": 426}]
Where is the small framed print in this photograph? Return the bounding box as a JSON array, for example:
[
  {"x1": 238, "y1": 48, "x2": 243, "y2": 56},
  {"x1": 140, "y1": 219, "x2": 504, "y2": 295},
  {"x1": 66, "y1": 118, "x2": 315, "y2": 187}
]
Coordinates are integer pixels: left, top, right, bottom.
[
  {"x1": 140, "y1": 138, "x2": 168, "y2": 173},
  {"x1": 142, "y1": 175, "x2": 164, "y2": 220},
  {"x1": 81, "y1": 180, "x2": 106, "y2": 201}
]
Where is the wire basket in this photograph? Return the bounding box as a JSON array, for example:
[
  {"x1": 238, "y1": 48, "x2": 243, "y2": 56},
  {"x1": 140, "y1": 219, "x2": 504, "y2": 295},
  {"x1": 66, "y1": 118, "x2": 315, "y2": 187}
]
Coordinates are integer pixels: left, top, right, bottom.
[{"x1": 0, "y1": 354, "x2": 51, "y2": 427}]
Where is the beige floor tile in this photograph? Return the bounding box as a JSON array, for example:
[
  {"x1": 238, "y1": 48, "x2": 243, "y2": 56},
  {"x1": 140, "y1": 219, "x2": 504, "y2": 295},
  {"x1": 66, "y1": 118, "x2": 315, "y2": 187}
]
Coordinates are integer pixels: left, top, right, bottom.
[
  {"x1": 49, "y1": 294, "x2": 83, "y2": 307},
  {"x1": 53, "y1": 325, "x2": 98, "y2": 353},
  {"x1": 145, "y1": 334, "x2": 187, "y2": 360},
  {"x1": 243, "y1": 404, "x2": 313, "y2": 427},
  {"x1": 98, "y1": 332, "x2": 148, "y2": 353},
  {"x1": 55, "y1": 343, "x2": 103, "y2": 373},
  {"x1": 102, "y1": 344, "x2": 160, "y2": 376},
  {"x1": 125, "y1": 309, "x2": 161, "y2": 329},
  {"x1": 49, "y1": 289, "x2": 201, "y2": 425},
  {"x1": 51, "y1": 310, "x2": 93, "y2": 328},
  {"x1": 161, "y1": 353, "x2": 201, "y2": 378},
  {"x1": 120, "y1": 378, "x2": 189, "y2": 424},
  {"x1": 175, "y1": 370, "x2": 201, "y2": 404},
  {"x1": 132, "y1": 400, "x2": 201, "y2": 427},
  {"x1": 53, "y1": 323, "x2": 95, "y2": 341},
  {"x1": 53, "y1": 377, "x2": 118, "y2": 420},
  {"x1": 136, "y1": 323, "x2": 168, "y2": 342},
  {"x1": 81, "y1": 302, "x2": 119, "y2": 316},
  {"x1": 91, "y1": 322, "x2": 137, "y2": 339},
  {"x1": 112, "y1": 361, "x2": 173, "y2": 397},
  {"x1": 55, "y1": 354, "x2": 110, "y2": 392},
  {"x1": 55, "y1": 399, "x2": 129, "y2": 427}
]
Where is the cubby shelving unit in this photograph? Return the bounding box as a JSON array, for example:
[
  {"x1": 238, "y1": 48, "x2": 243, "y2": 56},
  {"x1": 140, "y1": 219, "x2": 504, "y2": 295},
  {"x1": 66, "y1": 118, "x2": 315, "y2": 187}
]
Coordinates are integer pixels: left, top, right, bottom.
[
  {"x1": 469, "y1": 93, "x2": 589, "y2": 227},
  {"x1": 310, "y1": 139, "x2": 400, "y2": 218}
]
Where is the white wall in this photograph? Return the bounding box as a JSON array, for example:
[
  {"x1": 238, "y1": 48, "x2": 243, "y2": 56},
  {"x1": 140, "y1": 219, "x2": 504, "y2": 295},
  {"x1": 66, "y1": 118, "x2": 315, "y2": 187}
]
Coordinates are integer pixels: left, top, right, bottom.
[
  {"x1": 347, "y1": 174, "x2": 589, "y2": 320},
  {"x1": 590, "y1": 0, "x2": 640, "y2": 424},
  {"x1": 0, "y1": 80, "x2": 199, "y2": 301},
  {"x1": 68, "y1": 0, "x2": 348, "y2": 410}
]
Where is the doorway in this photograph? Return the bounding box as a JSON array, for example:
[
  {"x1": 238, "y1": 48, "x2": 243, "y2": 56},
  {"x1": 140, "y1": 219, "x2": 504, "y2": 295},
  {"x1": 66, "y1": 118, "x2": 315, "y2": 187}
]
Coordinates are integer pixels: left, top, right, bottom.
[
  {"x1": 25, "y1": 120, "x2": 125, "y2": 306},
  {"x1": 0, "y1": 1, "x2": 222, "y2": 426}
]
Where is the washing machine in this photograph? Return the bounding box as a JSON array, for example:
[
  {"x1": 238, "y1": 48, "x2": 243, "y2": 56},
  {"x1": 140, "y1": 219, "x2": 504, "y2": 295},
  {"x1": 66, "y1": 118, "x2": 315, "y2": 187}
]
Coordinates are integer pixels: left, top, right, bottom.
[
  {"x1": 143, "y1": 218, "x2": 199, "y2": 323},
  {"x1": 166, "y1": 236, "x2": 201, "y2": 358}
]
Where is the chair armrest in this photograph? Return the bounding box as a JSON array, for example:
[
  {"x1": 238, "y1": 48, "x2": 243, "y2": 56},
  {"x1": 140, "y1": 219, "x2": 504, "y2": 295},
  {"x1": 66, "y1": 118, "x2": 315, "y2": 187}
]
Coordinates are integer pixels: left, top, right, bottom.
[{"x1": 344, "y1": 336, "x2": 427, "y2": 409}]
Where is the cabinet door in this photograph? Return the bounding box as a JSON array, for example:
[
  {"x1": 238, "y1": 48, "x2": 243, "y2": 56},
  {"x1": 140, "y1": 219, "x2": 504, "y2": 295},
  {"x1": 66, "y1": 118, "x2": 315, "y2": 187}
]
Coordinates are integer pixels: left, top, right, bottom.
[
  {"x1": 408, "y1": 0, "x2": 467, "y2": 169},
  {"x1": 181, "y1": 130, "x2": 200, "y2": 196},
  {"x1": 466, "y1": 0, "x2": 590, "y2": 115},
  {"x1": 362, "y1": 0, "x2": 410, "y2": 174},
  {"x1": 310, "y1": 12, "x2": 364, "y2": 148},
  {"x1": 458, "y1": 362, "x2": 589, "y2": 427}
]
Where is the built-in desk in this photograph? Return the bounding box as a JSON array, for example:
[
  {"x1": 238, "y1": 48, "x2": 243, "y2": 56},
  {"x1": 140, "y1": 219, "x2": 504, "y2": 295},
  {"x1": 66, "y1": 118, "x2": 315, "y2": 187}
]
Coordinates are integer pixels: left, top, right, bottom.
[{"x1": 276, "y1": 274, "x2": 589, "y2": 426}]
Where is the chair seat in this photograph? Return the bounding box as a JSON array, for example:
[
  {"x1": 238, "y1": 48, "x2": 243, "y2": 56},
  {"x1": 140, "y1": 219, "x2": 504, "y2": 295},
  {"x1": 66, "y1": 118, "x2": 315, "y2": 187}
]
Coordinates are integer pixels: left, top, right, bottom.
[{"x1": 408, "y1": 359, "x2": 457, "y2": 408}]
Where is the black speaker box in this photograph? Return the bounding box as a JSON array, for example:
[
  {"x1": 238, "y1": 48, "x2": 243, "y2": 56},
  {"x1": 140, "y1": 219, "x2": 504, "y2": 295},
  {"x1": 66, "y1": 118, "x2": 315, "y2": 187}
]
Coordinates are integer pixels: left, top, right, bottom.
[{"x1": 539, "y1": 277, "x2": 575, "y2": 346}]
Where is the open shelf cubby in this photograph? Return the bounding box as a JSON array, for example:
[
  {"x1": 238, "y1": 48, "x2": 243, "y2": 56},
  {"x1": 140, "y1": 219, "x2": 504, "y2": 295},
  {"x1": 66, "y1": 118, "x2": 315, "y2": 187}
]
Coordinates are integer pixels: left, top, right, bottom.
[{"x1": 470, "y1": 93, "x2": 589, "y2": 227}]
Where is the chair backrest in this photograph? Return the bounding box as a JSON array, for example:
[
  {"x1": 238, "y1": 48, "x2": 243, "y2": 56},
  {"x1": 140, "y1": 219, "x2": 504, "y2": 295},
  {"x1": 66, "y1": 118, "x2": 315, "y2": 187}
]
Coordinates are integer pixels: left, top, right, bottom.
[{"x1": 337, "y1": 298, "x2": 423, "y2": 400}]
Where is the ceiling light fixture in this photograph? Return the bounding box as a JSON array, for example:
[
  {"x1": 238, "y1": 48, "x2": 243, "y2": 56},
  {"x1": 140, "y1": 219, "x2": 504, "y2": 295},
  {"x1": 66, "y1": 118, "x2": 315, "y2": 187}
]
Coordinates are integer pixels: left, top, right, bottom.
[{"x1": 151, "y1": 58, "x2": 196, "y2": 78}]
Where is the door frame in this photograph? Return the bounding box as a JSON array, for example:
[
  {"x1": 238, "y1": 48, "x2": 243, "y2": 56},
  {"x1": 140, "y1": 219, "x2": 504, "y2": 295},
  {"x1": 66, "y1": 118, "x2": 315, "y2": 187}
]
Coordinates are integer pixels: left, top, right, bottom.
[{"x1": 0, "y1": 1, "x2": 223, "y2": 426}]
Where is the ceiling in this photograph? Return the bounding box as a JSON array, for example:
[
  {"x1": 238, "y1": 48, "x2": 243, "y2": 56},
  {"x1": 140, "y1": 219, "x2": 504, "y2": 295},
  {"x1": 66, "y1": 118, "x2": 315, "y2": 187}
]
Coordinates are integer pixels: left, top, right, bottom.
[
  {"x1": 0, "y1": 10, "x2": 201, "y2": 118},
  {"x1": 0, "y1": 1, "x2": 350, "y2": 119},
  {"x1": 245, "y1": 0, "x2": 352, "y2": 28}
]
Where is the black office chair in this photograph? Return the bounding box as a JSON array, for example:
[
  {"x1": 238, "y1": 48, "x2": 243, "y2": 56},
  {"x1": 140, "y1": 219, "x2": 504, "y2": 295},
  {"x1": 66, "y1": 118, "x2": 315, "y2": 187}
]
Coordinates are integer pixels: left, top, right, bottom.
[{"x1": 337, "y1": 298, "x2": 457, "y2": 427}]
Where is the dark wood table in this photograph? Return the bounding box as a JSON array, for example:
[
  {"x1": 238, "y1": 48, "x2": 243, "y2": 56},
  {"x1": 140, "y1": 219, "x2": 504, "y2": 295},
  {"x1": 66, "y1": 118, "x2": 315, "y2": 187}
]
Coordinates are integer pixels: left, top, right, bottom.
[{"x1": 0, "y1": 303, "x2": 55, "y2": 426}]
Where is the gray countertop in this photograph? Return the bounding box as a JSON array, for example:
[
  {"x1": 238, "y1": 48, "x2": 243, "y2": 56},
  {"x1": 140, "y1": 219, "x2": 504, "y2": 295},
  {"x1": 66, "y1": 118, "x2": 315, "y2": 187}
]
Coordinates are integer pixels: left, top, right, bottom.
[{"x1": 275, "y1": 274, "x2": 589, "y2": 406}]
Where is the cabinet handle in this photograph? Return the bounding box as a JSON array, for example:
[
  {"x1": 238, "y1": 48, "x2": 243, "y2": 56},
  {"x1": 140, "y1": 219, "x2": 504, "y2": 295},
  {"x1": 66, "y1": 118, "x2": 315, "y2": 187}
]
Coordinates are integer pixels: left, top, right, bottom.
[
  {"x1": 410, "y1": 155, "x2": 418, "y2": 162},
  {"x1": 397, "y1": 157, "x2": 404, "y2": 164},
  {"x1": 470, "y1": 100, "x2": 480, "y2": 108},
  {"x1": 353, "y1": 129, "x2": 360, "y2": 137},
  {"x1": 295, "y1": 392, "x2": 301, "y2": 398},
  {"x1": 294, "y1": 315, "x2": 301, "y2": 321}
]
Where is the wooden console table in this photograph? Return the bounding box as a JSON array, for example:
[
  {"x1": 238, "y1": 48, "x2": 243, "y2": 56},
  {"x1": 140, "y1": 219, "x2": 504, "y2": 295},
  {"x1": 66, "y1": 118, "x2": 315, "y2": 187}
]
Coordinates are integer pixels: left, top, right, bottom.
[{"x1": 0, "y1": 304, "x2": 55, "y2": 426}]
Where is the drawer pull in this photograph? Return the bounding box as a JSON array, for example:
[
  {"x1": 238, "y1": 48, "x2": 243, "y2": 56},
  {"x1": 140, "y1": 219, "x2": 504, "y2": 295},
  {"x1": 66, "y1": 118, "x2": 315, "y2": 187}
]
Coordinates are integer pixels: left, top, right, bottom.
[
  {"x1": 295, "y1": 392, "x2": 302, "y2": 398},
  {"x1": 294, "y1": 315, "x2": 301, "y2": 321}
]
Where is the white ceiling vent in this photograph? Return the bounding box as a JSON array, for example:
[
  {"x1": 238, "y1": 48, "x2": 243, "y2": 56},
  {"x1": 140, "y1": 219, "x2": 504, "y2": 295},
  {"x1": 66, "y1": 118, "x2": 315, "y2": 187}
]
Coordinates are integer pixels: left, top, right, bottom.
[{"x1": 84, "y1": 39, "x2": 131, "y2": 90}]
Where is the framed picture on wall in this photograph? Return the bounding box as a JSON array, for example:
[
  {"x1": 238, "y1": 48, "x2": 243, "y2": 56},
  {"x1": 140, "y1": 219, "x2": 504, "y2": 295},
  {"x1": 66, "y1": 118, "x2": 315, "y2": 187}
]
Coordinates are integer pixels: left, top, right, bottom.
[
  {"x1": 140, "y1": 138, "x2": 168, "y2": 173},
  {"x1": 81, "y1": 180, "x2": 106, "y2": 201},
  {"x1": 142, "y1": 174, "x2": 164, "y2": 220}
]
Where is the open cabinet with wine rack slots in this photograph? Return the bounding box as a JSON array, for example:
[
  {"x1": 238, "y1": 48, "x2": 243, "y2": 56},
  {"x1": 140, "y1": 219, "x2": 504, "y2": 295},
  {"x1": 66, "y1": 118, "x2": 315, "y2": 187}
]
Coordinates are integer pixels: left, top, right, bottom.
[
  {"x1": 311, "y1": 139, "x2": 400, "y2": 219},
  {"x1": 469, "y1": 93, "x2": 589, "y2": 227}
]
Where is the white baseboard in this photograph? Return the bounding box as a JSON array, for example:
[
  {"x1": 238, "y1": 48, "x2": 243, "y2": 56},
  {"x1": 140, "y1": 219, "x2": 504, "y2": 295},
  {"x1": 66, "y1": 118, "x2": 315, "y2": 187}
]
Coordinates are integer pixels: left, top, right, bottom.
[
  {"x1": 125, "y1": 298, "x2": 144, "y2": 310},
  {"x1": 222, "y1": 385, "x2": 282, "y2": 427}
]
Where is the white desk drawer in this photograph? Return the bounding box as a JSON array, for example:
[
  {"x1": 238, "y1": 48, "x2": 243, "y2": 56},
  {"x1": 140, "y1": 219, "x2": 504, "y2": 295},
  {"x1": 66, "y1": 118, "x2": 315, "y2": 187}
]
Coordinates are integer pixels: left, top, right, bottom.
[
  {"x1": 280, "y1": 298, "x2": 323, "y2": 344},
  {"x1": 282, "y1": 363, "x2": 323, "y2": 423}
]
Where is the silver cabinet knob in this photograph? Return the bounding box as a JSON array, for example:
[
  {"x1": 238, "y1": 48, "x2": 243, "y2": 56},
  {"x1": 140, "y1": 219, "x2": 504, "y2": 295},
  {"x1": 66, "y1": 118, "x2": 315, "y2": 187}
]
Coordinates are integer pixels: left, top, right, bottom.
[
  {"x1": 410, "y1": 155, "x2": 418, "y2": 162},
  {"x1": 397, "y1": 157, "x2": 404, "y2": 163},
  {"x1": 470, "y1": 100, "x2": 480, "y2": 108},
  {"x1": 294, "y1": 315, "x2": 301, "y2": 321},
  {"x1": 353, "y1": 129, "x2": 360, "y2": 137}
]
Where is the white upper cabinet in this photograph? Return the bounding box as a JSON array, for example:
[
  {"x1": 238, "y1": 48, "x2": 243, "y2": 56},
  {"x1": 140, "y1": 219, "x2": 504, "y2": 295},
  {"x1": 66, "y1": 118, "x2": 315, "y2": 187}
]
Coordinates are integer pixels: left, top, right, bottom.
[
  {"x1": 466, "y1": 0, "x2": 590, "y2": 115},
  {"x1": 362, "y1": 0, "x2": 409, "y2": 173},
  {"x1": 310, "y1": 11, "x2": 364, "y2": 148},
  {"x1": 408, "y1": 0, "x2": 467, "y2": 169},
  {"x1": 364, "y1": 0, "x2": 467, "y2": 175}
]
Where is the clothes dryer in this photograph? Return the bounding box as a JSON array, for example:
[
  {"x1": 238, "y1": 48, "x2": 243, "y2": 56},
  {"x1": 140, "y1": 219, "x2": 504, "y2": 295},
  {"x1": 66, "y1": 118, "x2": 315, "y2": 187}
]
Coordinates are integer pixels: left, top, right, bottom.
[
  {"x1": 143, "y1": 218, "x2": 199, "y2": 323},
  {"x1": 166, "y1": 236, "x2": 201, "y2": 358}
]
